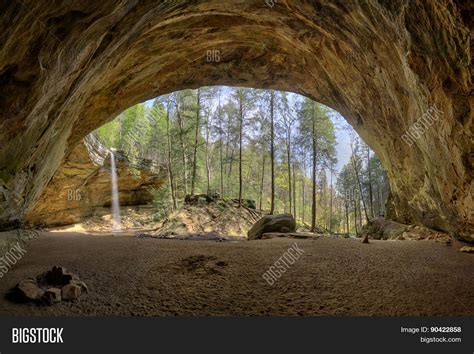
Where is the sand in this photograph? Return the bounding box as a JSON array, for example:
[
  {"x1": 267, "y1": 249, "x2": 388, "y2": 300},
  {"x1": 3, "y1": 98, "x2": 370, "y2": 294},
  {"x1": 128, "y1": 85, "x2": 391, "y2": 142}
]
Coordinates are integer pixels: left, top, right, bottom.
[{"x1": 0, "y1": 231, "x2": 472, "y2": 316}]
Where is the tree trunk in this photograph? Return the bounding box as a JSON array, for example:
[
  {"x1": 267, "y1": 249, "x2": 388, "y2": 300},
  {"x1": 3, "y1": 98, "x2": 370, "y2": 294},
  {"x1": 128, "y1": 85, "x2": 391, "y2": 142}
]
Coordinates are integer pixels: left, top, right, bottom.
[
  {"x1": 367, "y1": 147, "x2": 374, "y2": 218},
  {"x1": 176, "y1": 99, "x2": 188, "y2": 196},
  {"x1": 218, "y1": 92, "x2": 224, "y2": 197},
  {"x1": 269, "y1": 90, "x2": 276, "y2": 215},
  {"x1": 191, "y1": 88, "x2": 200, "y2": 195},
  {"x1": 259, "y1": 153, "x2": 266, "y2": 211},
  {"x1": 311, "y1": 103, "x2": 318, "y2": 233},
  {"x1": 349, "y1": 142, "x2": 370, "y2": 223},
  {"x1": 238, "y1": 94, "x2": 243, "y2": 207},
  {"x1": 357, "y1": 195, "x2": 363, "y2": 229},
  {"x1": 292, "y1": 161, "x2": 296, "y2": 219},
  {"x1": 166, "y1": 99, "x2": 177, "y2": 209},
  {"x1": 204, "y1": 112, "x2": 211, "y2": 194},
  {"x1": 353, "y1": 197, "x2": 359, "y2": 235},
  {"x1": 302, "y1": 157, "x2": 306, "y2": 223},
  {"x1": 286, "y1": 136, "x2": 292, "y2": 214},
  {"x1": 227, "y1": 147, "x2": 235, "y2": 195},
  {"x1": 345, "y1": 199, "x2": 349, "y2": 236},
  {"x1": 329, "y1": 163, "x2": 333, "y2": 234}
]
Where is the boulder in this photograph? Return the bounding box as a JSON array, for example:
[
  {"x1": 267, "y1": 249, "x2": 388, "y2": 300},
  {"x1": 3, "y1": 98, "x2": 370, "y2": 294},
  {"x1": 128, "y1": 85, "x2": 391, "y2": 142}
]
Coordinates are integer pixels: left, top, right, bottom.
[
  {"x1": 359, "y1": 218, "x2": 409, "y2": 240},
  {"x1": 460, "y1": 246, "x2": 474, "y2": 254},
  {"x1": 247, "y1": 214, "x2": 296, "y2": 240},
  {"x1": 41, "y1": 288, "x2": 62, "y2": 305},
  {"x1": 61, "y1": 284, "x2": 82, "y2": 301},
  {"x1": 16, "y1": 279, "x2": 44, "y2": 301},
  {"x1": 69, "y1": 280, "x2": 88, "y2": 293}
]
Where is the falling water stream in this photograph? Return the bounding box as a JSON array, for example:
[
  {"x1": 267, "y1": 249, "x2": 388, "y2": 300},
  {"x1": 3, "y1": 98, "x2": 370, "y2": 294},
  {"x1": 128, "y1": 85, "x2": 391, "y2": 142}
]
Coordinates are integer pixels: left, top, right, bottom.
[{"x1": 110, "y1": 151, "x2": 121, "y2": 232}]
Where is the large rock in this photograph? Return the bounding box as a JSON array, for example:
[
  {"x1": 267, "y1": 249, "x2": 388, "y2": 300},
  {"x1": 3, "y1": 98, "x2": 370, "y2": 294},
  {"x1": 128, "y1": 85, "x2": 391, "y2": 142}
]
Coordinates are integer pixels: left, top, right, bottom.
[
  {"x1": 248, "y1": 214, "x2": 296, "y2": 240},
  {"x1": 61, "y1": 284, "x2": 82, "y2": 301},
  {"x1": 24, "y1": 134, "x2": 166, "y2": 227},
  {"x1": 460, "y1": 246, "x2": 474, "y2": 254},
  {"x1": 69, "y1": 280, "x2": 88, "y2": 294},
  {"x1": 41, "y1": 288, "x2": 62, "y2": 305},
  {"x1": 360, "y1": 217, "x2": 452, "y2": 242},
  {"x1": 0, "y1": 1, "x2": 471, "y2": 241},
  {"x1": 359, "y1": 218, "x2": 410, "y2": 240},
  {"x1": 16, "y1": 279, "x2": 44, "y2": 301}
]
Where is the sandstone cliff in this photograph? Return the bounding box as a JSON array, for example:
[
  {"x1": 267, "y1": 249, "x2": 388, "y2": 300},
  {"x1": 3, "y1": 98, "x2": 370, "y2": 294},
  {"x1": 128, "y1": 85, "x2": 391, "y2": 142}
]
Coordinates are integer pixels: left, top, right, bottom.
[{"x1": 25, "y1": 134, "x2": 166, "y2": 227}]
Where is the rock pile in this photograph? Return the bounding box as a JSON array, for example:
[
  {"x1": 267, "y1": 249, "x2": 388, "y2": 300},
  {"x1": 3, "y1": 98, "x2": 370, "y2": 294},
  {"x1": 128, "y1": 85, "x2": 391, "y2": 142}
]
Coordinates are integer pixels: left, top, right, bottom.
[
  {"x1": 14, "y1": 266, "x2": 87, "y2": 305},
  {"x1": 145, "y1": 198, "x2": 262, "y2": 238}
]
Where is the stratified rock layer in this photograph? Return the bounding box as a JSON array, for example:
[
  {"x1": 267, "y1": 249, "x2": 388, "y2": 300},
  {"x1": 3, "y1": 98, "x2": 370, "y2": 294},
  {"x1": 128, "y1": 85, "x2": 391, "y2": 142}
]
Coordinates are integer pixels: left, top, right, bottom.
[
  {"x1": 25, "y1": 135, "x2": 166, "y2": 227},
  {"x1": 0, "y1": 1, "x2": 472, "y2": 240}
]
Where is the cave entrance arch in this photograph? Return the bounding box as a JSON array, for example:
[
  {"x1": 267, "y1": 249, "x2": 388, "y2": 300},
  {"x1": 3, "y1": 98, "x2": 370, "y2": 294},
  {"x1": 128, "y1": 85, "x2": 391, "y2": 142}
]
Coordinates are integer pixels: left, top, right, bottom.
[{"x1": 0, "y1": 1, "x2": 471, "y2": 240}]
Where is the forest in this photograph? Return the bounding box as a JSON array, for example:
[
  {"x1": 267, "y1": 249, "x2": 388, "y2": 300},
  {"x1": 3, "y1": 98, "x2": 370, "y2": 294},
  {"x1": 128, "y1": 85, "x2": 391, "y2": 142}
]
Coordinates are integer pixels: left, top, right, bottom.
[{"x1": 96, "y1": 86, "x2": 389, "y2": 236}]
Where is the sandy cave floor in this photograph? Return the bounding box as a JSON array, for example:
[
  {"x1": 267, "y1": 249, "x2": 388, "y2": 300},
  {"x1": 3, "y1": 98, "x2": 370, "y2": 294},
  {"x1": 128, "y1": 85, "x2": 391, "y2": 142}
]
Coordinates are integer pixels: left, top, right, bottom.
[{"x1": 0, "y1": 231, "x2": 473, "y2": 316}]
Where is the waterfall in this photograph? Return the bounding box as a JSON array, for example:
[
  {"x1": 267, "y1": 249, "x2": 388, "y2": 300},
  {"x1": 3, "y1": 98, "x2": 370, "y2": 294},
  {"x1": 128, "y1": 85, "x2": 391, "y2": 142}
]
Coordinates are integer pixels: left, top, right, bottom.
[{"x1": 110, "y1": 151, "x2": 121, "y2": 232}]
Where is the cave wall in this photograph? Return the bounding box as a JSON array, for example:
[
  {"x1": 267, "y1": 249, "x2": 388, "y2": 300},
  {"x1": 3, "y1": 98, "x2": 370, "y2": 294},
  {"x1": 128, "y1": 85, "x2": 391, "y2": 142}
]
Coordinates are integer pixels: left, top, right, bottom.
[{"x1": 0, "y1": 0, "x2": 472, "y2": 240}]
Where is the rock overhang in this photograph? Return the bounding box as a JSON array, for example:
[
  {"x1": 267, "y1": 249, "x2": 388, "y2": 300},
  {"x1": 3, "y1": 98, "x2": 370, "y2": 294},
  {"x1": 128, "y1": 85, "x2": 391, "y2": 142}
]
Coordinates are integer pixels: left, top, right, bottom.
[{"x1": 0, "y1": 0, "x2": 471, "y2": 240}]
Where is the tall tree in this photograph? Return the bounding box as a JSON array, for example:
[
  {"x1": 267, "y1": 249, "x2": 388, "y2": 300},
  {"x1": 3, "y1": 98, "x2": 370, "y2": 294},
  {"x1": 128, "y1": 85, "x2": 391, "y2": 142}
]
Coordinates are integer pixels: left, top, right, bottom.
[
  {"x1": 365, "y1": 143, "x2": 374, "y2": 218},
  {"x1": 165, "y1": 97, "x2": 177, "y2": 209},
  {"x1": 348, "y1": 132, "x2": 370, "y2": 224},
  {"x1": 269, "y1": 90, "x2": 276, "y2": 214},
  {"x1": 279, "y1": 92, "x2": 297, "y2": 216},
  {"x1": 204, "y1": 103, "x2": 212, "y2": 193},
  {"x1": 191, "y1": 88, "x2": 201, "y2": 195},
  {"x1": 311, "y1": 102, "x2": 317, "y2": 232},
  {"x1": 292, "y1": 161, "x2": 297, "y2": 219},
  {"x1": 175, "y1": 93, "x2": 189, "y2": 196},
  {"x1": 298, "y1": 99, "x2": 336, "y2": 233},
  {"x1": 217, "y1": 88, "x2": 224, "y2": 197},
  {"x1": 259, "y1": 154, "x2": 266, "y2": 210},
  {"x1": 232, "y1": 88, "x2": 254, "y2": 206}
]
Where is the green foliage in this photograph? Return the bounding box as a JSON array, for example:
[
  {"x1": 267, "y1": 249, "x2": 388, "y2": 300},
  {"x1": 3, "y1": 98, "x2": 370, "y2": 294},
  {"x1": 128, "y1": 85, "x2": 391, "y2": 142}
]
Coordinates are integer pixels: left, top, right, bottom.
[
  {"x1": 150, "y1": 185, "x2": 173, "y2": 221},
  {"x1": 95, "y1": 86, "x2": 388, "y2": 235}
]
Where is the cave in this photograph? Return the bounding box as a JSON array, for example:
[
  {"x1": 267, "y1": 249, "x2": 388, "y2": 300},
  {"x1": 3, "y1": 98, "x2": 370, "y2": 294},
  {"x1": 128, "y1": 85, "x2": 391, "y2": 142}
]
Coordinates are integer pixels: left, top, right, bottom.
[
  {"x1": 0, "y1": 0, "x2": 473, "y2": 320},
  {"x1": 0, "y1": 1, "x2": 471, "y2": 242}
]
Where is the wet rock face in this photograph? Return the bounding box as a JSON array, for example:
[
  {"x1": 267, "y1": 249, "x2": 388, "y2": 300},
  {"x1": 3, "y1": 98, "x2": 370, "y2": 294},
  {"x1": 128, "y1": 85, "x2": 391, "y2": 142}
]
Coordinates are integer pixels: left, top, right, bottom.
[
  {"x1": 0, "y1": 1, "x2": 472, "y2": 240},
  {"x1": 25, "y1": 134, "x2": 166, "y2": 227}
]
